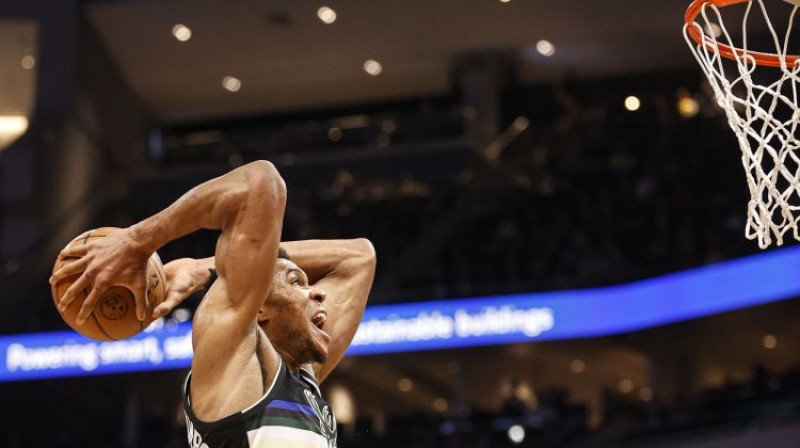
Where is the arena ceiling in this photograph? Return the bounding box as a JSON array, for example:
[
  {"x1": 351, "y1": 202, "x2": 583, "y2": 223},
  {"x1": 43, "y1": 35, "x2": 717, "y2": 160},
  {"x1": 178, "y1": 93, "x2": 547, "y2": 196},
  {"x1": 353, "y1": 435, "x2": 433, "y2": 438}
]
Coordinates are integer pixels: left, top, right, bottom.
[{"x1": 84, "y1": 0, "x2": 694, "y2": 123}]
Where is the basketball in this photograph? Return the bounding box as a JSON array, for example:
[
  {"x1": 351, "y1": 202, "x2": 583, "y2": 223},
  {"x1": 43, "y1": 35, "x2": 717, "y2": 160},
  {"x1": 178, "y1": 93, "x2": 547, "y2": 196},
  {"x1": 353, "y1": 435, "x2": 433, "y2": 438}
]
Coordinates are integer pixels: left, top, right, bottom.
[{"x1": 50, "y1": 227, "x2": 167, "y2": 341}]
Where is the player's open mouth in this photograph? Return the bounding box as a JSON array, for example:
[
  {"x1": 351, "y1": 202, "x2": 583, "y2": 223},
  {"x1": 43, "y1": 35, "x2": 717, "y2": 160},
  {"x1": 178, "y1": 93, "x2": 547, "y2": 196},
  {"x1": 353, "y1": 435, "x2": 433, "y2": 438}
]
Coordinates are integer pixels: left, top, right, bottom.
[{"x1": 311, "y1": 311, "x2": 327, "y2": 330}]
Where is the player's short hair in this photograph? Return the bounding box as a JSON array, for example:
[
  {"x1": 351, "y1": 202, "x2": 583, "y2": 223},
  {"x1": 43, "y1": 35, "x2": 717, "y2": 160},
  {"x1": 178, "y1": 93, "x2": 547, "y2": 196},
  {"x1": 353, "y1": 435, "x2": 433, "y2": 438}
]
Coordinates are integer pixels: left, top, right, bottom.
[{"x1": 278, "y1": 247, "x2": 291, "y2": 261}]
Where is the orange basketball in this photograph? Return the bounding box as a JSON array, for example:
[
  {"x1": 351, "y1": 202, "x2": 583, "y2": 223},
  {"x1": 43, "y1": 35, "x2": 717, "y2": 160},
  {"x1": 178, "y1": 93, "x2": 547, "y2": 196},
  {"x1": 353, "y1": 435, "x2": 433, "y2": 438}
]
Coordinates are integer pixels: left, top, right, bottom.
[{"x1": 50, "y1": 227, "x2": 167, "y2": 341}]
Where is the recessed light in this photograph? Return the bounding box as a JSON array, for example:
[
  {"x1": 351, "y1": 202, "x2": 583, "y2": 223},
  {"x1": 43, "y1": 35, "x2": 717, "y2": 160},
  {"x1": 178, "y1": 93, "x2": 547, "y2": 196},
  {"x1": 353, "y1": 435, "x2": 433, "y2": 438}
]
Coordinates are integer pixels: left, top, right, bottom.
[
  {"x1": 764, "y1": 334, "x2": 777, "y2": 349},
  {"x1": 328, "y1": 127, "x2": 342, "y2": 141},
  {"x1": 172, "y1": 24, "x2": 192, "y2": 42},
  {"x1": 0, "y1": 116, "x2": 28, "y2": 133},
  {"x1": 536, "y1": 40, "x2": 555, "y2": 57},
  {"x1": 677, "y1": 95, "x2": 699, "y2": 118},
  {"x1": 507, "y1": 425, "x2": 525, "y2": 444},
  {"x1": 222, "y1": 76, "x2": 241, "y2": 92},
  {"x1": 397, "y1": 378, "x2": 413, "y2": 392},
  {"x1": 317, "y1": 6, "x2": 337, "y2": 24},
  {"x1": 20, "y1": 55, "x2": 35, "y2": 70},
  {"x1": 624, "y1": 95, "x2": 641, "y2": 112},
  {"x1": 363, "y1": 59, "x2": 383, "y2": 76}
]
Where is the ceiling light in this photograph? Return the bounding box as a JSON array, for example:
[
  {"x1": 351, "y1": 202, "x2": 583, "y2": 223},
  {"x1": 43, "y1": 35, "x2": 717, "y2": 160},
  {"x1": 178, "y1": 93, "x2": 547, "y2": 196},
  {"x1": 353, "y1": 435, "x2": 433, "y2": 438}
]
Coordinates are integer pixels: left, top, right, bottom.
[
  {"x1": 705, "y1": 23, "x2": 722, "y2": 38},
  {"x1": 619, "y1": 378, "x2": 634, "y2": 394},
  {"x1": 363, "y1": 59, "x2": 383, "y2": 76},
  {"x1": 570, "y1": 359, "x2": 585, "y2": 373},
  {"x1": 398, "y1": 378, "x2": 413, "y2": 392},
  {"x1": 433, "y1": 398, "x2": 448, "y2": 412},
  {"x1": 172, "y1": 24, "x2": 192, "y2": 42},
  {"x1": 640, "y1": 387, "x2": 653, "y2": 402},
  {"x1": 20, "y1": 55, "x2": 35, "y2": 70},
  {"x1": 327, "y1": 127, "x2": 342, "y2": 141},
  {"x1": 536, "y1": 40, "x2": 555, "y2": 57},
  {"x1": 507, "y1": 425, "x2": 525, "y2": 444},
  {"x1": 624, "y1": 95, "x2": 641, "y2": 112},
  {"x1": 677, "y1": 95, "x2": 699, "y2": 118},
  {"x1": 763, "y1": 334, "x2": 777, "y2": 349},
  {"x1": 222, "y1": 76, "x2": 241, "y2": 92},
  {"x1": 500, "y1": 0, "x2": 512, "y2": 3},
  {"x1": 317, "y1": 6, "x2": 337, "y2": 24},
  {"x1": 0, "y1": 116, "x2": 29, "y2": 151}
]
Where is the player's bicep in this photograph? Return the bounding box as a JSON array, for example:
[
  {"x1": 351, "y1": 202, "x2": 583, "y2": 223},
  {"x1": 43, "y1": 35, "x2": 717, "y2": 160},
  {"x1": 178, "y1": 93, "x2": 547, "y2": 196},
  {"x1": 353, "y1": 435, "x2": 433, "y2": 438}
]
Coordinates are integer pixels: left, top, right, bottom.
[
  {"x1": 311, "y1": 266, "x2": 375, "y2": 382},
  {"x1": 214, "y1": 167, "x2": 286, "y2": 319}
]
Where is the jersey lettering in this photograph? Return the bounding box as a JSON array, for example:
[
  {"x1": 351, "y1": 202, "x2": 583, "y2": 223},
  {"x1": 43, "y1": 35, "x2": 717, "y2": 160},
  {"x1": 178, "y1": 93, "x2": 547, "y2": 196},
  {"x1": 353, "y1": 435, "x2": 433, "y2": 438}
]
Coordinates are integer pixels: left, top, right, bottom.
[
  {"x1": 186, "y1": 414, "x2": 209, "y2": 448},
  {"x1": 304, "y1": 388, "x2": 337, "y2": 448}
]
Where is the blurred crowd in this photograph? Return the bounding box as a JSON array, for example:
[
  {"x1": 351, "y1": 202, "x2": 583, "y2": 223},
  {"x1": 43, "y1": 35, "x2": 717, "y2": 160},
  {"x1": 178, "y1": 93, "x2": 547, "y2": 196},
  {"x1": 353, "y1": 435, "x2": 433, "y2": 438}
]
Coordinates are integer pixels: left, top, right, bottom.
[
  {"x1": 141, "y1": 74, "x2": 767, "y2": 309},
  {"x1": 21, "y1": 363, "x2": 798, "y2": 448},
  {"x1": 4, "y1": 71, "x2": 799, "y2": 448}
]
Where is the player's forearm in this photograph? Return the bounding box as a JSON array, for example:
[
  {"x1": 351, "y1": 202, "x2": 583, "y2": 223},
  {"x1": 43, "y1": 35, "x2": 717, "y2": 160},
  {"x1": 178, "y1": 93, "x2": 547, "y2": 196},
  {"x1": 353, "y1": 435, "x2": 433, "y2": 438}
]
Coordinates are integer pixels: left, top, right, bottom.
[
  {"x1": 128, "y1": 161, "x2": 285, "y2": 254},
  {"x1": 280, "y1": 239, "x2": 376, "y2": 283}
]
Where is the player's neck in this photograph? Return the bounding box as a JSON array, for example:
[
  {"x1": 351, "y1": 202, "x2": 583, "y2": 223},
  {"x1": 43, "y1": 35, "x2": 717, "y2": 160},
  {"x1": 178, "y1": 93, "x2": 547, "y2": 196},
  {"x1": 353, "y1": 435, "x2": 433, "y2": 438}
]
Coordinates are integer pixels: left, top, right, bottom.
[{"x1": 274, "y1": 347, "x2": 303, "y2": 373}]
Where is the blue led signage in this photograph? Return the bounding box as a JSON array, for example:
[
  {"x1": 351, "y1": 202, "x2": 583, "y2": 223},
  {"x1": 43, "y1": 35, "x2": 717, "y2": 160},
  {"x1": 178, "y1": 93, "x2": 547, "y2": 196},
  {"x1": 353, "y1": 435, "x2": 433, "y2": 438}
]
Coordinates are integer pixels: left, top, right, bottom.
[{"x1": 2, "y1": 246, "x2": 800, "y2": 382}]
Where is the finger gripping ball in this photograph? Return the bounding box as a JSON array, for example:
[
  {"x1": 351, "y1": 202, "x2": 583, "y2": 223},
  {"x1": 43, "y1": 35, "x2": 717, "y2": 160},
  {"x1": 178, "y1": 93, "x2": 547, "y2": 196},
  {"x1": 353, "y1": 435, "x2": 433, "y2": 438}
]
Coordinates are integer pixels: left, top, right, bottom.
[{"x1": 50, "y1": 227, "x2": 167, "y2": 341}]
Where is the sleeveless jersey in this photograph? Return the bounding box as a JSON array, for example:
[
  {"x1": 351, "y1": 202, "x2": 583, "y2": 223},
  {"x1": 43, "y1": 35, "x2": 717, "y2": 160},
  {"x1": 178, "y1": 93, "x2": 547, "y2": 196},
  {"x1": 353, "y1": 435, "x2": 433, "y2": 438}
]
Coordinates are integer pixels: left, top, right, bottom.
[{"x1": 183, "y1": 361, "x2": 337, "y2": 448}]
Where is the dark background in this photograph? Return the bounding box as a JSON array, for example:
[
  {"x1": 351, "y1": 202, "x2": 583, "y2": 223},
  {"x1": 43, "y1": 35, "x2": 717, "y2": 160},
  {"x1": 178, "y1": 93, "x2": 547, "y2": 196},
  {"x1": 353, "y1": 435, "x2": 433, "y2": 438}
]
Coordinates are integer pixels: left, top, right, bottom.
[{"x1": 1, "y1": 1, "x2": 799, "y2": 447}]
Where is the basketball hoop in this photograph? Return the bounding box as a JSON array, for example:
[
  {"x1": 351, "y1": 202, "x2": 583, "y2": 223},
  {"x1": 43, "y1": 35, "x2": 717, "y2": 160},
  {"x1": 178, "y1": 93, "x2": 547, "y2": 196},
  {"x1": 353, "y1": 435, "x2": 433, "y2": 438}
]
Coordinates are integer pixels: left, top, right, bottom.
[{"x1": 684, "y1": 0, "x2": 800, "y2": 248}]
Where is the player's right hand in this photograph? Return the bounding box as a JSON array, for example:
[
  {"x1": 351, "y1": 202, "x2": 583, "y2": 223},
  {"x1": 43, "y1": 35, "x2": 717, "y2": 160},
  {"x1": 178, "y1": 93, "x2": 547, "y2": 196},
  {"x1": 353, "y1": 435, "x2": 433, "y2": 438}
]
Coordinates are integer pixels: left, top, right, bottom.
[{"x1": 49, "y1": 228, "x2": 151, "y2": 325}]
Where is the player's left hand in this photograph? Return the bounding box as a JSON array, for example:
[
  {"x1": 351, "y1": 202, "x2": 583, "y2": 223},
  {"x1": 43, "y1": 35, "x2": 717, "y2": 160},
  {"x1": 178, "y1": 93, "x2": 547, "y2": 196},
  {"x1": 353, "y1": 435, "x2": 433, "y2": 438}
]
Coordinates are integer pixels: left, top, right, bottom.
[{"x1": 153, "y1": 258, "x2": 209, "y2": 318}]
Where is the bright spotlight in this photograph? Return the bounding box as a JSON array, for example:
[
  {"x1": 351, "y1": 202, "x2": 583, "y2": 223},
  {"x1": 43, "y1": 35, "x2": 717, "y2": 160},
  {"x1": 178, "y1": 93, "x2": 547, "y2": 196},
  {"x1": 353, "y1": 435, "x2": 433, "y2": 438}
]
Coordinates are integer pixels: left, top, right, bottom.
[
  {"x1": 317, "y1": 6, "x2": 337, "y2": 24},
  {"x1": 624, "y1": 95, "x2": 641, "y2": 112},
  {"x1": 0, "y1": 116, "x2": 29, "y2": 151},
  {"x1": 677, "y1": 96, "x2": 699, "y2": 118},
  {"x1": 536, "y1": 39, "x2": 555, "y2": 57},
  {"x1": 507, "y1": 425, "x2": 525, "y2": 444},
  {"x1": 222, "y1": 76, "x2": 242, "y2": 92},
  {"x1": 172, "y1": 24, "x2": 192, "y2": 42},
  {"x1": 363, "y1": 59, "x2": 383, "y2": 76}
]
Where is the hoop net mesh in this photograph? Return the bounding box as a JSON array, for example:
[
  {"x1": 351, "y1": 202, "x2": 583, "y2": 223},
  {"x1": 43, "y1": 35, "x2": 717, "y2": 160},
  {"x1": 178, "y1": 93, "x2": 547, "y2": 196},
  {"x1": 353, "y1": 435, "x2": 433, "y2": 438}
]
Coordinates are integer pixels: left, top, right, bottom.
[{"x1": 684, "y1": 0, "x2": 800, "y2": 248}]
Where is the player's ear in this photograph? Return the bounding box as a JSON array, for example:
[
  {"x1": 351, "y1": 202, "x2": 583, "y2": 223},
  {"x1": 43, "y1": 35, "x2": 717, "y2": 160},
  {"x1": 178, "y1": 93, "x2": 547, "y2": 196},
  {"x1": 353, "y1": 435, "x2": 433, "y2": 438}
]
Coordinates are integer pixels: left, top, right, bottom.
[{"x1": 257, "y1": 291, "x2": 272, "y2": 324}]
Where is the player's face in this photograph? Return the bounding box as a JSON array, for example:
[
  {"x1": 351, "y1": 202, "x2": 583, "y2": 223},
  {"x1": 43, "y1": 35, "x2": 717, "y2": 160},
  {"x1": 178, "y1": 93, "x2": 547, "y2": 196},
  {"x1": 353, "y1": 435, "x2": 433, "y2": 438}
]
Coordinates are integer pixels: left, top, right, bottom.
[{"x1": 260, "y1": 259, "x2": 330, "y2": 367}]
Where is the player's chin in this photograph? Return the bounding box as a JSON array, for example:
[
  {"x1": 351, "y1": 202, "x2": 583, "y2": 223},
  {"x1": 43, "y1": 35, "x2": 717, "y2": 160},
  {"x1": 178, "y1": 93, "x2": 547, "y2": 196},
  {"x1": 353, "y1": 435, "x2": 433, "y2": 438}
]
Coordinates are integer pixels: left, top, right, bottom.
[
  {"x1": 309, "y1": 325, "x2": 330, "y2": 363},
  {"x1": 309, "y1": 337, "x2": 328, "y2": 364}
]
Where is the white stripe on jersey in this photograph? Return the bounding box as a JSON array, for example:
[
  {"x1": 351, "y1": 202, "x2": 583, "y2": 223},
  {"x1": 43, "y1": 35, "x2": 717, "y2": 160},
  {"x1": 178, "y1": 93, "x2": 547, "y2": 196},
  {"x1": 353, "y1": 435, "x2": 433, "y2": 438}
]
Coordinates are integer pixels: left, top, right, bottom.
[{"x1": 247, "y1": 426, "x2": 328, "y2": 448}]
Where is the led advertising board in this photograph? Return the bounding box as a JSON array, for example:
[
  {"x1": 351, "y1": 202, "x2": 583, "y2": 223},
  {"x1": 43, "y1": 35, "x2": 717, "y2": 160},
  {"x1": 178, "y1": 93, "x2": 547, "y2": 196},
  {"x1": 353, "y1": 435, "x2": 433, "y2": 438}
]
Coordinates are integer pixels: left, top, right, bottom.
[{"x1": 2, "y1": 246, "x2": 800, "y2": 382}]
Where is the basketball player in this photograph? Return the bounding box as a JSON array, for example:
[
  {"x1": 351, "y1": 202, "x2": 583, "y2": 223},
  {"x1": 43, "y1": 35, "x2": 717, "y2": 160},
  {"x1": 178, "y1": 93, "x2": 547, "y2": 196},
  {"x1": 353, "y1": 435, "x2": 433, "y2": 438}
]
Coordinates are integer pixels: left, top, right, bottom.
[{"x1": 50, "y1": 161, "x2": 377, "y2": 447}]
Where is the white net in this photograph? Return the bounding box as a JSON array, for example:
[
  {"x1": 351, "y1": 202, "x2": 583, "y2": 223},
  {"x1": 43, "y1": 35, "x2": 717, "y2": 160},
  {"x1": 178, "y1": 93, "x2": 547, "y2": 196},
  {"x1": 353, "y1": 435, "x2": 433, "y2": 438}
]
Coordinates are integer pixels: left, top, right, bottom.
[{"x1": 684, "y1": 0, "x2": 800, "y2": 248}]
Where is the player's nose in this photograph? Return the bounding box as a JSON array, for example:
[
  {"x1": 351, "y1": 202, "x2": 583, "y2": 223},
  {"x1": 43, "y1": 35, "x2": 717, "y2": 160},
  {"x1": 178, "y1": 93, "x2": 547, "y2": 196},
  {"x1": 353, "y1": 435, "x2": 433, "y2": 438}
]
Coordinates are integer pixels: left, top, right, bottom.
[{"x1": 310, "y1": 288, "x2": 327, "y2": 303}]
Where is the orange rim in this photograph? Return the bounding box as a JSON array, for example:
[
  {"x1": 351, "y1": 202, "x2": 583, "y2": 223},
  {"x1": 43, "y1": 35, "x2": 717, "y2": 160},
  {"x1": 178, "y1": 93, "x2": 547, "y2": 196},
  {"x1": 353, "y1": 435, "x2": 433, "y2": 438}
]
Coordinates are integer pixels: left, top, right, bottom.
[{"x1": 685, "y1": 0, "x2": 800, "y2": 68}]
